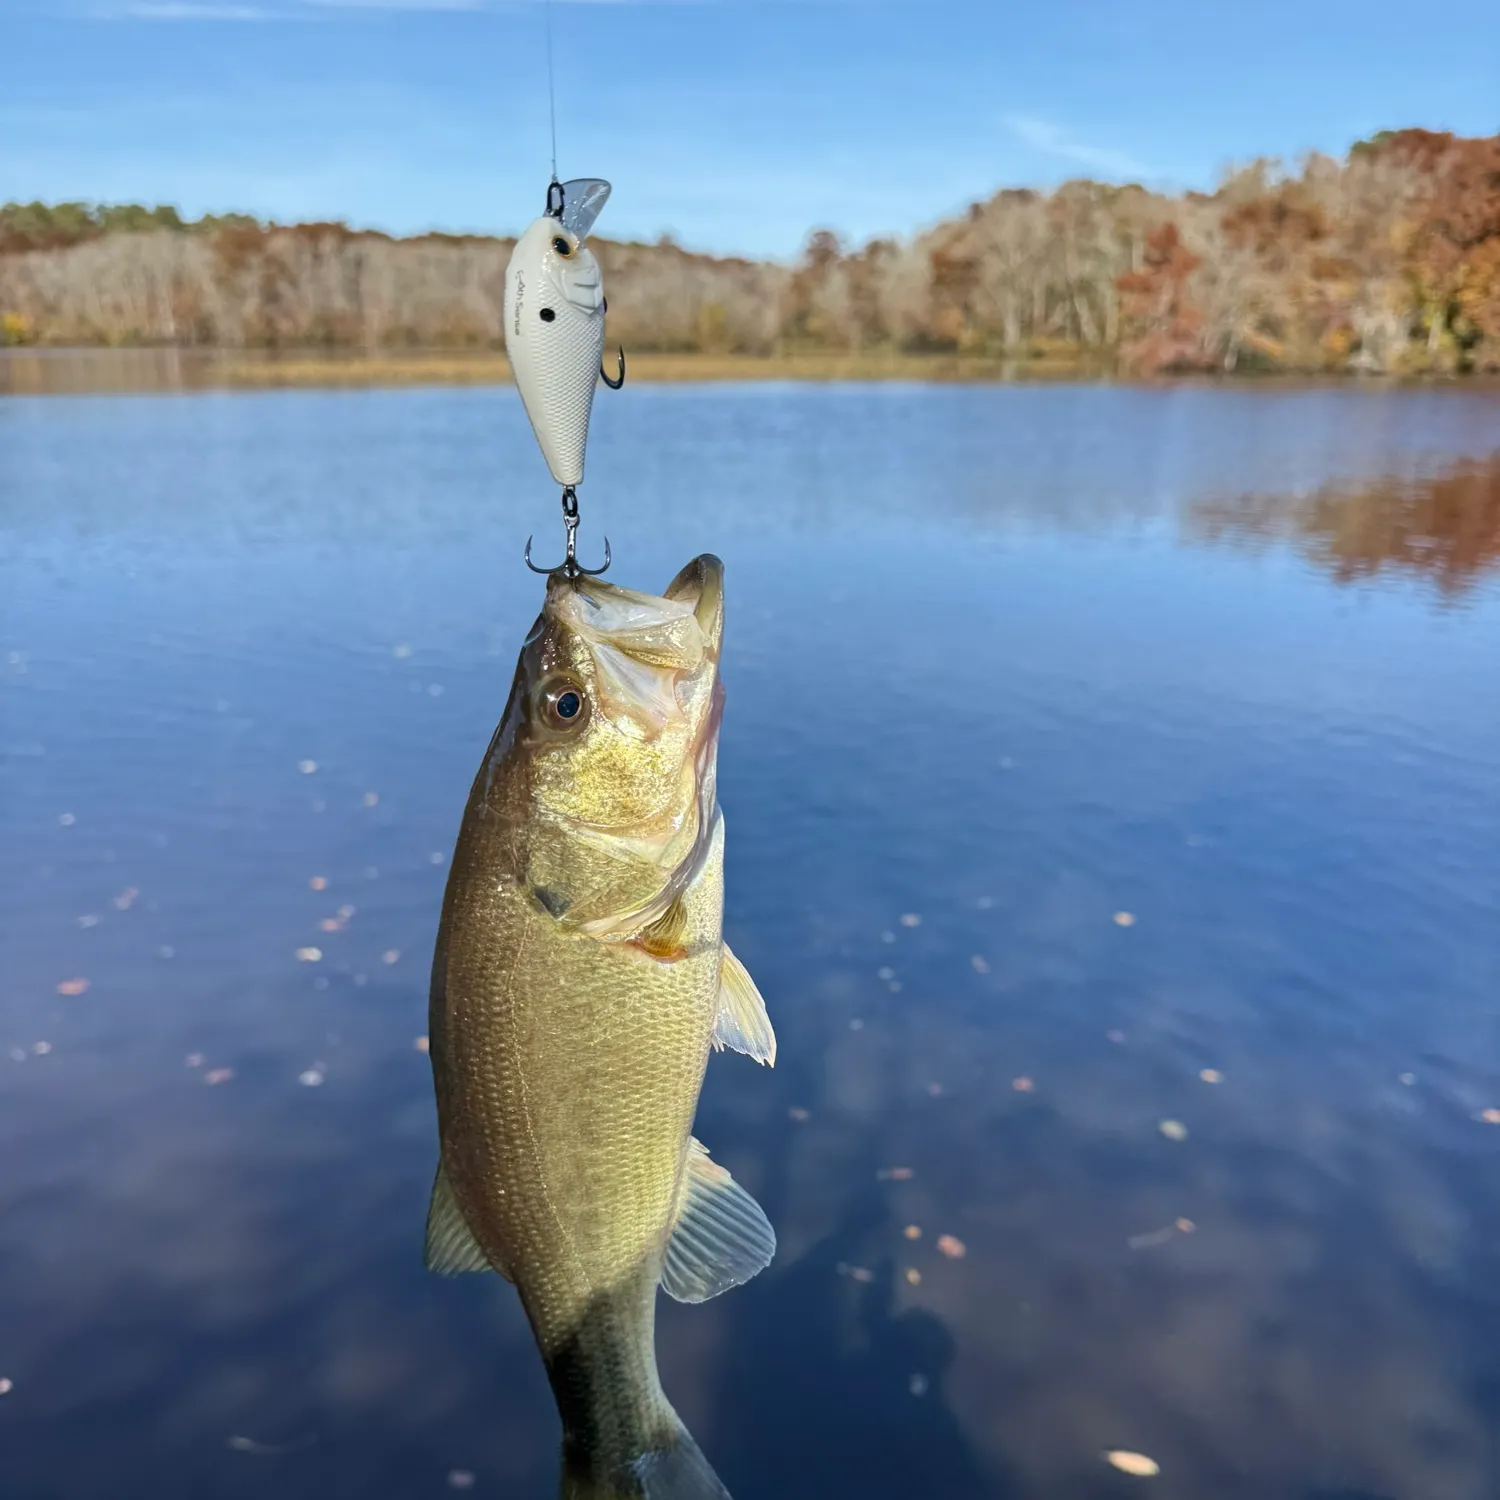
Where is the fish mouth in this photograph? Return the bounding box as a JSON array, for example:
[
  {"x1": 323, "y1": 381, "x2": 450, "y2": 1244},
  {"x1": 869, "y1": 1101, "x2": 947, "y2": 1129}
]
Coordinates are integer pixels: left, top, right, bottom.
[{"x1": 547, "y1": 557, "x2": 726, "y2": 937}]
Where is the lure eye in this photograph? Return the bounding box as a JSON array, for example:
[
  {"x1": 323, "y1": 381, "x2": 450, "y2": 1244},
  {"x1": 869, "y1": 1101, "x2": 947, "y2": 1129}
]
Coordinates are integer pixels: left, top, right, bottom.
[
  {"x1": 541, "y1": 681, "x2": 588, "y2": 730},
  {"x1": 539, "y1": 308, "x2": 556, "y2": 323},
  {"x1": 552, "y1": 236, "x2": 571, "y2": 257}
]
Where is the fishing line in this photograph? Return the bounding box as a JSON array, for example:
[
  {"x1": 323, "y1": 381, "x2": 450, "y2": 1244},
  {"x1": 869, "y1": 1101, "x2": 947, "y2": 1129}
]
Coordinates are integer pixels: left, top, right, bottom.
[{"x1": 545, "y1": 0, "x2": 558, "y2": 183}]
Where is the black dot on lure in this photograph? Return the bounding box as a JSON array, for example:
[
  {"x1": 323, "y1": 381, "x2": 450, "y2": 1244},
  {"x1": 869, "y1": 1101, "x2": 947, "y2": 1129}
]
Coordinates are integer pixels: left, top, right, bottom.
[{"x1": 539, "y1": 307, "x2": 556, "y2": 323}]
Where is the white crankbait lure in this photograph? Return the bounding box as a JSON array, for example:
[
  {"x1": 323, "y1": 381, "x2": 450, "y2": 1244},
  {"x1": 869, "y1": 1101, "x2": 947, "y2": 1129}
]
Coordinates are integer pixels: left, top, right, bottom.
[{"x1": 504, "y1": 178, "x2": 623, "y2": 490}]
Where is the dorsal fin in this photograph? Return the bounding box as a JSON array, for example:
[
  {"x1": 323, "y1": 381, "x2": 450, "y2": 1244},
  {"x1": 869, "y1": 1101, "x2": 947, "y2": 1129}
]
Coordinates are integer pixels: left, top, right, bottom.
[{"x1": 660, "y1": 1138, "x2": 775, "y2": 1303}]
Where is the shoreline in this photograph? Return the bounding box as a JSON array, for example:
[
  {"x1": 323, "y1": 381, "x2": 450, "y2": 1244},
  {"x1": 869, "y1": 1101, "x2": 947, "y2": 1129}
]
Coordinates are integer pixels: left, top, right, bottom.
[{"x1": 2, "y1": 346, "x2": 1496, "y2": 397}]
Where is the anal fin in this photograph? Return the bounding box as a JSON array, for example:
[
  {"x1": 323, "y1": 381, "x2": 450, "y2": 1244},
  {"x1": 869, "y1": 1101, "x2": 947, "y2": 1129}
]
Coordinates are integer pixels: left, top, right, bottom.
[
  {"x1": 424, "y1": 1161, "x2": 507, "y2": 1279},
  {"x1": 712, "y1": 945, "x2": 775, "y2": 1066},
  {"x1": 660, "y1": 1138, "x2": 775, "y2": 1304}
]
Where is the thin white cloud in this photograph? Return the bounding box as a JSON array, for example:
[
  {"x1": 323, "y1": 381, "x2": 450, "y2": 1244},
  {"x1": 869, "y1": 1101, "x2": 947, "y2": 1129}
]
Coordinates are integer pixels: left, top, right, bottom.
[
  {"x1": 298, "y1": 0, "x2": 485, "y2": 10},
  {"x1": 1004, "y1": 114, "x2": 1153, "y2": 181},
  {"x1": 112, "y1": 2, "x2": 274, "y2": 16}
]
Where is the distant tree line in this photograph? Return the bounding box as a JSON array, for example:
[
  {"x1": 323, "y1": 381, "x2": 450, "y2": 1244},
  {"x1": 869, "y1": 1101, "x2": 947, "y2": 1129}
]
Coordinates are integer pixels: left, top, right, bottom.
[{"x1": 3, "y1": 129, "x2": 1498, "y2": 374}]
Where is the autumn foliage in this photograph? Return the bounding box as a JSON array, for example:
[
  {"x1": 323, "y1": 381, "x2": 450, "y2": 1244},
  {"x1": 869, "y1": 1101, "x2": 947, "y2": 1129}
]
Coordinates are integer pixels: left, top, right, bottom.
[{"x1": 4, "y1": 128, "x2": 1500, "y2": 374}]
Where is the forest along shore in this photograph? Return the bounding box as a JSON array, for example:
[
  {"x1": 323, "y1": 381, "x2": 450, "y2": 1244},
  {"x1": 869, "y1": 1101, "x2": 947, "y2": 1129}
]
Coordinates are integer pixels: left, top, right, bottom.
[{"x1": 3, "y1": 129, "x2": 1499, "y2": 381}]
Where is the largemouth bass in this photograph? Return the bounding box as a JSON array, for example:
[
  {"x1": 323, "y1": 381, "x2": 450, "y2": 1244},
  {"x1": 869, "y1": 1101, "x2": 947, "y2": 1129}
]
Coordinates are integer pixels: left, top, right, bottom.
[{"x1": 427, "y1": 555, "x2": 776, "y2": 1500}]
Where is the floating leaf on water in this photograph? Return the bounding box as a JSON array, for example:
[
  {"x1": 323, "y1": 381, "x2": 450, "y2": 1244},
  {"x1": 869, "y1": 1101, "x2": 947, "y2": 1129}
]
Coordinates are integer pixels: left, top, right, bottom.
[
  {"x1": 908, "y1": 1372, "x2": 928, "y2": 1396},
  {"x1": 309, "y1": 876, "x2": 328, "y2": 891},
  {"x1": 204, "y1": 1068, "x2": 235, "y2": 1086},
  {"x1": 362, "y1": 792, "x2": 379, "y2": 807},
  {"x1": 298, "y1": 760, "x2": 318, "y2": 775},
  {"x1": 295, "y1": 947, "x2": 323, "y2": 963},
  {"x1": 900, "y1": 913, "x2": 921, "y2": 928},
  {"x1": 413, "y1": 1035, "x2": 430, "y2": 1054},
  {"x1": 787, "y1": 1106, "x2": 810, "y2": 1122},
  {"x1": 381, "y1": 949, "x2": 401, "y2": 965},
  {"x1": 904, "y1": 1267, "x2": 922, "y2": 1286},
  {"x1": 1199, "y1": 1068, "x2": 1223, "y2": 1084},
  {"x1": 1012, "y1": 1075, "x2": 1035, "y2": 1093},
  {"x1": 935, "y1": 1234, "x2": 966, "y2": 1259},
  {"x1": 1104, "y1": 1450, "x2": 1160, "y2": 1477},
  {"x1": 971, "y1": 954, "x2": 991, "y2": 973},
  {"x1": 1113, "y1": 911, "x2": 1136, "y2": 928},
  {"x1": 903, "y1": 1224, "x2": 922, "y2": 1240},
  {"x1": 225, "y1": 1431, "x2": 316, "y2": 1455},
  {"x1": 56, "y1": 978, "x2": 90, "y2": 996},
  {"x1": 1158, "y1": 1119, "x2": 1189, "y2": 1141},
  {"x1": 113, "y1": 887, "x2": 140, "y2": 911}
]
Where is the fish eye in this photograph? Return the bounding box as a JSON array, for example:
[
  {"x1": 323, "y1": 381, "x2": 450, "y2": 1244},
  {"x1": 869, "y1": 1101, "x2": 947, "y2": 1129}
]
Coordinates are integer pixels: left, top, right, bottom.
[
  {"x1": 540, "y1": 680, "x2": 588, "y2": 730},
  {"x1": 552, "y1": 236, "x2": 572, "y2": 257}
]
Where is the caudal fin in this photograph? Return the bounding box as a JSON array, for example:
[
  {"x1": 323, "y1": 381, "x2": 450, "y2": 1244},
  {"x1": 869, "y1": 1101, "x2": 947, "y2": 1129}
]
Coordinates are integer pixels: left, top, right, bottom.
[{"x1": 560, "y1": 1419, "x2": 732, "y2": 1500}]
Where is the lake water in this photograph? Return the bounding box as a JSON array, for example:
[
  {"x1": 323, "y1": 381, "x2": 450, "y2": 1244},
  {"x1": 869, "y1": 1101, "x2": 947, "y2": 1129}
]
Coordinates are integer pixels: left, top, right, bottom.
[{"x1": 2, "y1": 380, "x2": 1499, "y2": 1500}]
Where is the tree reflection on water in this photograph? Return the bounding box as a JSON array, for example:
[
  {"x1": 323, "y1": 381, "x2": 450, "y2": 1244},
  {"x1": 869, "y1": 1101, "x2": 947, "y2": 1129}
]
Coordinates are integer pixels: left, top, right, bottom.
[{"x1": 1189, "y1": 451, "x2": 1500, "y2": 599}]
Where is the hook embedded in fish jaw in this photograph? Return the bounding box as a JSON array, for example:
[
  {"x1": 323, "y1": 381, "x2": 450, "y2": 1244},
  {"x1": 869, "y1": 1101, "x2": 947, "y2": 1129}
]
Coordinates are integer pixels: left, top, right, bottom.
[{"x1": 600, "y1": 346, "x2": 626, "y2": 390}]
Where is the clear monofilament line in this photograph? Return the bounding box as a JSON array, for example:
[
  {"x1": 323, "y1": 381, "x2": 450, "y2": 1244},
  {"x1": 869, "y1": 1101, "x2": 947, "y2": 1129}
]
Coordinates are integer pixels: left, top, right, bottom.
[{"x1": 545, "y1": 0, "x2": 558, "y2": 183}]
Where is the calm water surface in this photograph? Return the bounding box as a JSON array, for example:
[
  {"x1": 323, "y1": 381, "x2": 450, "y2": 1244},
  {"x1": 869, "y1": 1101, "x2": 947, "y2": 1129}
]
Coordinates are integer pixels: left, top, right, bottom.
[{"x1": 2, "y1": 382, "x2": 1499, "y2": 1500}]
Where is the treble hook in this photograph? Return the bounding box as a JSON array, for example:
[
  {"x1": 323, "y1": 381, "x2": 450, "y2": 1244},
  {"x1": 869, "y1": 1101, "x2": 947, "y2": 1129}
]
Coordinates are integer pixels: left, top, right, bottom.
[
  {"x1": 524, "y1": 485, "x2": 611, "y2": 578},
  {"x1": 600, "y1": 346, "x2": 626, "y2": 390}
]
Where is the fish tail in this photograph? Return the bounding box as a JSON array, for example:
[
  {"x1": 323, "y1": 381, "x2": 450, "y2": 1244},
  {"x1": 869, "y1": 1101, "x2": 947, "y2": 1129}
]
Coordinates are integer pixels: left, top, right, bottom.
[{"x1": 559, "y1": 1416, "x2": 732, "y2": 1500}]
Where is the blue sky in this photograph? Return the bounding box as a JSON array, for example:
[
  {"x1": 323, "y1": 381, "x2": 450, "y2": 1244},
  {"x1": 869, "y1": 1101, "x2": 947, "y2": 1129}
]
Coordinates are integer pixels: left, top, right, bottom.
[{"x1": 1, "y1": 0, "x2": 1497, "y2": 259}]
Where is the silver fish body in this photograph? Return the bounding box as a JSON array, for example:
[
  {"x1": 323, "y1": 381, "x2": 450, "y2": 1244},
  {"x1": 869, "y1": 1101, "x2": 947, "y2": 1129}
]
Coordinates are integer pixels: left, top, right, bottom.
[{"x1": 504, "y1": 208, "x2": 608, "y2": 488}]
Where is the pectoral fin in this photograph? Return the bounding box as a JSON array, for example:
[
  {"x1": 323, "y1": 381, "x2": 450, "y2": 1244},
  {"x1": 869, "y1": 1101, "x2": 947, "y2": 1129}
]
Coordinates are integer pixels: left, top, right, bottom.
[
  {"x1": 711, "y1": 945, "x2": 776, "y2": 1066},
  {"x1": 635, "y1": 895, "x2": 690, "y2": 961},
  {"x1": 660, "y1": 1138, "x2": 776, "y2": 1303},
  {"x1": 424, "y1": 1162, "x2": 508, "y2": 1279}
]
